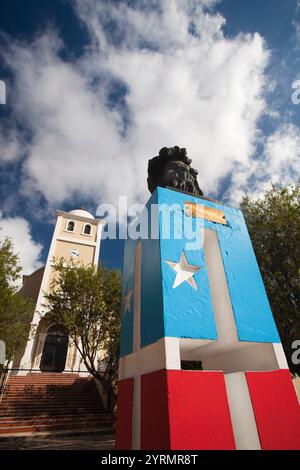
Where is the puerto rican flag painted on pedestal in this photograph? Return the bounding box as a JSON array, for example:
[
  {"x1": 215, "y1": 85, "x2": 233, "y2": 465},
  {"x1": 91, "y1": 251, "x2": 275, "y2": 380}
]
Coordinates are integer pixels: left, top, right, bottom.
[{"x1": 116, "y1": 187, "x2": 300, "y2": 450}]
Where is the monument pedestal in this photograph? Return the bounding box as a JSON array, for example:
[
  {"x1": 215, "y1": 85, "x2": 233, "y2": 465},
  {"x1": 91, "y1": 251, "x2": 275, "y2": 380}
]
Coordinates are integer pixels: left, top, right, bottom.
[{"x1": 116, "y1": 187, "x2": 300, "y2": 450}]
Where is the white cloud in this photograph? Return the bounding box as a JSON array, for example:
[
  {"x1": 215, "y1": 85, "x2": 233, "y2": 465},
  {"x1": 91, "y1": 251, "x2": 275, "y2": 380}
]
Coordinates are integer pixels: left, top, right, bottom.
[
  {"x1": 227, "y1": 123, "x2": 300, "y2": 202},
  {"x1": 0, "y1": 0, "x2": 298, "y2": 213},
  {"x1": 0, "y1": 126, "x2": 23, "y2": 164},
  {"x1": 0, "y1": 215, "x2": 43, "y2": 276},
  {"x1": 262, "y1": 124, "x2": 300, "y2": 182}
]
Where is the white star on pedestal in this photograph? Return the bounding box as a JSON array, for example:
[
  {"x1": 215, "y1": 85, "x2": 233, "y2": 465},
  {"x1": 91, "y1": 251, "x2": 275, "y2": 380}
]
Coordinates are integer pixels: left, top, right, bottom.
[
  {"x1": 165, "y1": 251, "x2": 201, "y2": 290},
  {"x1": 123, "y1": 289, "x2": 133, "y2": 314}
]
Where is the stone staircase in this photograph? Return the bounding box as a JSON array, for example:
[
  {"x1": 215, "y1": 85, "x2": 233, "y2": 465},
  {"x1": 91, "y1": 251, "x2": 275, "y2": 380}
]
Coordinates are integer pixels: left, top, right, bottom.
[{"x1": 0, "y1": 373, "x2": 115, "y2": 437}]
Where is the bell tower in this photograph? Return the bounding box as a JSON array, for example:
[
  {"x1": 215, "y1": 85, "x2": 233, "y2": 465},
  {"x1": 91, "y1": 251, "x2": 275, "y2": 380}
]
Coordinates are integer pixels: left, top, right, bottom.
[{"x1": 17, "y1": 209, "x2": 105, "y2": 374}]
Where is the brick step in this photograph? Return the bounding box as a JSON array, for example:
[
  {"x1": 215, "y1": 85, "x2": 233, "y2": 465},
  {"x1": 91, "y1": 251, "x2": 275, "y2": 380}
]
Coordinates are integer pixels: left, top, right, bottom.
[
  {"x1": 1, "y1": 399, "x2": 103, "y2": 406},
  {"x1": 0, "y1": 403, "x2": 103, "y2": 416},
  {"x1": 3, "y1": 392, "x2": 97, "y2": 397},
  {"x1": 8, "y1": 376, "x2": 83, "y2": 379},
  {"x1": 7, "y1": 377, "x2": 85, "y2": 383},
  {"x1": 0, "y1": 407, "x2": 105, "y2": 416},
  {"x1": 0, "y1": 408, "x2": 104, "y2": 415},
  {"x1": 6, "y1": 381, "x2": 87, "y2": 386},
  {"x1": 0, "y1": 428, "x2": 115, "y2": 439},
  {"x1": 9, "y1": 373, "x2": 82, "y2": 377},
  {"x1": 6, "y1": 382, "x2": 90, "y2": 386},
  {"x1": 9, "y1": 374, "x2": 93, "y2": 383},
  {"x1": 1, "y1": 397, "x2": 102, "y2": 404},
  {"x1": 5, "y1": 382, "x2": 95, "y2": 388},
  {"x1": 0, "y1": 374, "x2": 110, "y2": 436},
  {"x1": 5, "y1": 388, "x2": 98, "y2": 397},
  {"x1": 1, "y1": 393, "x2": 100, "y2": 399},
  {"x1": 0, "y1": 402, "x2": 103, "y2": 410},
  {"x1": 0, "y1": 420, "x2": 112, "y2": 434},
  {"x1": 2, "y1": 394, "x2": 101, "y2": 401},
  {"x1": 2, "y1": 387, "x2": 98, "y2": 392},
  {"x1": 1, "y1": 404, "x2": 103, "y2": 410},
  {"x1": 1, "y1": 398, "x2": 100, "y2": 405},
  {"x1": 1, "y1": 394, "x2": 100, "y2": 402},
  {"x1": 0, "y1": 405, "x2": 102, "y2": 411},
  {"x1": 4, "y1": 387, "x2": 98, "y2": 398},
  {"x1": 7, "y1": 380, "x2": 94, "y2": 384},
  {"x1": 8, "y1": 377, "x2": 89, "y2": 380},
  {"x1": 0, "y1": 411, "x2": 116, "y2": 423},
  {"x1": 0, "y1": 412, "x2": 114, "y2": 421},
  {"x1": 0, "y1": 418, "x2": 114, "y2": 433},
  {"x1": 7, "y1": 377, "x2": 92, "y2": 382},
  {"x1": 0, "y1": 406, "x2": 103, "y2": 412},
  {"x1": 0, "y1": 414, "x2": 105, "y2": 420},
  {"x1": 0, "y1": 413, "x2": 111, "y2": 421},
  {"x1": 0, "y1": 417, "x2": 114, "y2": 428},
  {"x1": 1, "y1": 394, "x2": 99, "y2": 401},
  {"x1": 0, "y1": 409, "x2": 112, "y2": 418}
]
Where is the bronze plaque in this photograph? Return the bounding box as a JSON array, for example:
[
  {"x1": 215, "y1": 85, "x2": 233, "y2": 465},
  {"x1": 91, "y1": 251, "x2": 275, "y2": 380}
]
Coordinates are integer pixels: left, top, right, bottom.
[{"x1": 184, "y1": 202, "x2": 227, "y2": 225}]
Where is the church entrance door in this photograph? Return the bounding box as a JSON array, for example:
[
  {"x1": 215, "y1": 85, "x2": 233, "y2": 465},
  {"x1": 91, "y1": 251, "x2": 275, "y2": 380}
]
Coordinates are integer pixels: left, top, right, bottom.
[{"x1": 40, "y1": 325, "x2": 68, "y2": 372}]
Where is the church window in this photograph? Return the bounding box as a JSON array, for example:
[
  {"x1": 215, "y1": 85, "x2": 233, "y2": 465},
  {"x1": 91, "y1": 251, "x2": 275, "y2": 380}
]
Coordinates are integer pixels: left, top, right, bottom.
[
  {"x1": 66, "y1": 220, "x2": 75, "y2": 232},
  {"x1": 83, "y1": 224, "x2": 91, "y2": 235}
]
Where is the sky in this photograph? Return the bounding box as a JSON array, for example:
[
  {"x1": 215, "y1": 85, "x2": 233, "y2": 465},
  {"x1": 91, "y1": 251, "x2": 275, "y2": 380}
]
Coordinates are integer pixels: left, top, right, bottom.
[{"x1": 0, "y1": 0, "x2": 299, "y2": 276}]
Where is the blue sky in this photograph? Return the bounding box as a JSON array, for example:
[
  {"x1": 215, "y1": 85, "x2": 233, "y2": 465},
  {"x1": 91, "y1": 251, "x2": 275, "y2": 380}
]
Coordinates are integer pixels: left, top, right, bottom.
[{"x1": 0, "y1": 0, "x2": 299, "y2": 275}]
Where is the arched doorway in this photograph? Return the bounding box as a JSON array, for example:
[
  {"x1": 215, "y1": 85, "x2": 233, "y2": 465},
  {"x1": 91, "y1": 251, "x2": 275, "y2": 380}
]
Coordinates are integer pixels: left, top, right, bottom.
[{"x1": 40, "y1": 325, "x2": 68, "y2": 372}]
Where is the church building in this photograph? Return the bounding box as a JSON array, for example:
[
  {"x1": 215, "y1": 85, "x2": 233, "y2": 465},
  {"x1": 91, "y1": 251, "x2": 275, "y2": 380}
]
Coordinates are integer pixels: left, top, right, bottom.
[
  {"x1": 12, "y1": 208, "x2": 105, "y2": 375},
  {"x1": 0, "y1": 209, "x2": 115, "y2": 438}
]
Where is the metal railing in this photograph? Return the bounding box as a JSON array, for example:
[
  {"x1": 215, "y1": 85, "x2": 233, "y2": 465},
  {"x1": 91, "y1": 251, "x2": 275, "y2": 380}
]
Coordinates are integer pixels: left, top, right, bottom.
[{"x1": 0, "y1": 367, "x2": 9, "y2": 401}]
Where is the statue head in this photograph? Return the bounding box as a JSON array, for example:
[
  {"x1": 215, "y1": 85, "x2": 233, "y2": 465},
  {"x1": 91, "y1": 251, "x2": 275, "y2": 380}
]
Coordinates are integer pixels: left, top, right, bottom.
[{"x1": 147, "y1": 146, "x2": 203, "y2": 196}]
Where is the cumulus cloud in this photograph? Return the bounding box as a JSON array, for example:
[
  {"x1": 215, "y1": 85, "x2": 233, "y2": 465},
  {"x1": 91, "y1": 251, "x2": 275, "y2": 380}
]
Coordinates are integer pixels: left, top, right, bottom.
[
  {"x1": 0, "y1": 214, "x2": 43, "y2": 276},
  {"x1": 0, "y1": 126, "x2": 23, "y2": 164},
  {"x1": 0, "y1": 0, "x2": 299, "y2": 214},
  {"x1": 262, "y1": 124, "x2": 300, "y2": 183},
  {"x1": 227, "y1": 123, "x2": 300, "y2": 202}
]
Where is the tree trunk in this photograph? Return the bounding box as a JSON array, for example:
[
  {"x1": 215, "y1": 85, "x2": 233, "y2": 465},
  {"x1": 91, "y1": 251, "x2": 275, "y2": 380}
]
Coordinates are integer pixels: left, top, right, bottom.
[{"x1": 91, "y1": 371, "x2": 117, "y2": 412}]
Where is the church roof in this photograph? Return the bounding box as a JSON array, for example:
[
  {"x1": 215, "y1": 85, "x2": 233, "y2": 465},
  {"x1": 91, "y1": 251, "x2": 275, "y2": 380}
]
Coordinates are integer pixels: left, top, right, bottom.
[{"x1": 68, "y1": 209, "x2": 95, "y2": 219}]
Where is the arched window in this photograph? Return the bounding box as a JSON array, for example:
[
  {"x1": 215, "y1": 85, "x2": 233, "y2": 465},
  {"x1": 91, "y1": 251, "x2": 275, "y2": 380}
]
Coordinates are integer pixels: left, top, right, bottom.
[
  {"x1": 66, "y1": 220, "x2": 75, "y2": 232},
  {"x1": 83, "y1": 224, "x2": 91, "y2": 235}
]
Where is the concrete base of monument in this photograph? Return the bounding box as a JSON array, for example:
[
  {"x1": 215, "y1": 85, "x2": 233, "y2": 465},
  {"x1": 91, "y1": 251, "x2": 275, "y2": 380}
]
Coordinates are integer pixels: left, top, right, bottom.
[
  {"x1": 116, "y1": 368, "x2": 300, "y2": 450},
  {"x1": 116, "y1": 333, "x2": 299, "y2": 450}
]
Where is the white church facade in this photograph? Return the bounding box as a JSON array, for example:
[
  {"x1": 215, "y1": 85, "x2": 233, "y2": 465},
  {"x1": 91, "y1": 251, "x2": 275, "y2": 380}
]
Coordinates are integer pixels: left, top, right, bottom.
[{"x1": 12, "y1": 208, "x2": 105, "y2": 375}]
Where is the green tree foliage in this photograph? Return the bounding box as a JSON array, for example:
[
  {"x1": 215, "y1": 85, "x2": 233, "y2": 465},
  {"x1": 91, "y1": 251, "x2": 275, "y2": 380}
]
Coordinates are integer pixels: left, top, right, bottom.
[
  {"x1": 0, "y1": 237, "x2": 33, "y2": 372},
  {"x1": 45, "y1": 260, "x2": 121, "y2": 411},
  {"x1": 241, "y1": 185, "x2": 300, "y2": 375}
]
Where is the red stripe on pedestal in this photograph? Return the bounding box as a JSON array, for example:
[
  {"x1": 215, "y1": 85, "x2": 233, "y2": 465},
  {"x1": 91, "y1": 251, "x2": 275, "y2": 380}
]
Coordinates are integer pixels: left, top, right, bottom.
[
  {"x1": 141, "y1": 369, "x2": 170, "y2": 450},
  {"x1": 246, "y1": 369, "x2": 300, "y2": 450},
  {"x1": 141, "y1": 370, "x2": 235, "y2": 450},
  {"x1": 115, "y1": 378, "x2": 134, "y2": 450}
]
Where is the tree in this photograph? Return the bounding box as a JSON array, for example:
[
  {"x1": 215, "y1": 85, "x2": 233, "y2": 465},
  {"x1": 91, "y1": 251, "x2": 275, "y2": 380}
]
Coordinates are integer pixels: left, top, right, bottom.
[
  {"x1": 241, "y1": 184, "x2": 300, "y2": 375},
  {"x1": 44, "y1": 260, "x2": 121, "y2": 412},
  {"x1": 0, "y1": 237, "x2": 33, "y2": 375}
]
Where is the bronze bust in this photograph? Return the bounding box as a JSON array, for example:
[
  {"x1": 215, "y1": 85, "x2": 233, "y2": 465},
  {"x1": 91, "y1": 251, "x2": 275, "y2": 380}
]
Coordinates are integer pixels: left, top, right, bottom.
[{"x1": 147, "y1": 146, "x2": 203, "y2": 196}]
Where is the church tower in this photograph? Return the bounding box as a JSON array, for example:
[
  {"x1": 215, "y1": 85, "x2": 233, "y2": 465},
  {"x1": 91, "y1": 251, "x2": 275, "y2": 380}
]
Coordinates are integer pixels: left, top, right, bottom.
[{"x1": 16, "y1": 209, "x2": 105, "y2": 375}]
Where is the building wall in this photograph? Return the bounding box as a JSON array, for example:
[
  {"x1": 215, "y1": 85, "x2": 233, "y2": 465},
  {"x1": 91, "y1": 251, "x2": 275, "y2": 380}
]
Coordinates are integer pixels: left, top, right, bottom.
[
  {"x1": 20, "y1": 266, "x2": 45, "y2": 302},
  {"x1": 15, "y1": 209, "x2": 104, "y2": 375},
  {"x1": 53, "y1": 240, "x2": 95, "y2": 265},
  {"x1": 58, "y1": 219, "x2": 97, "y2": 241}
]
